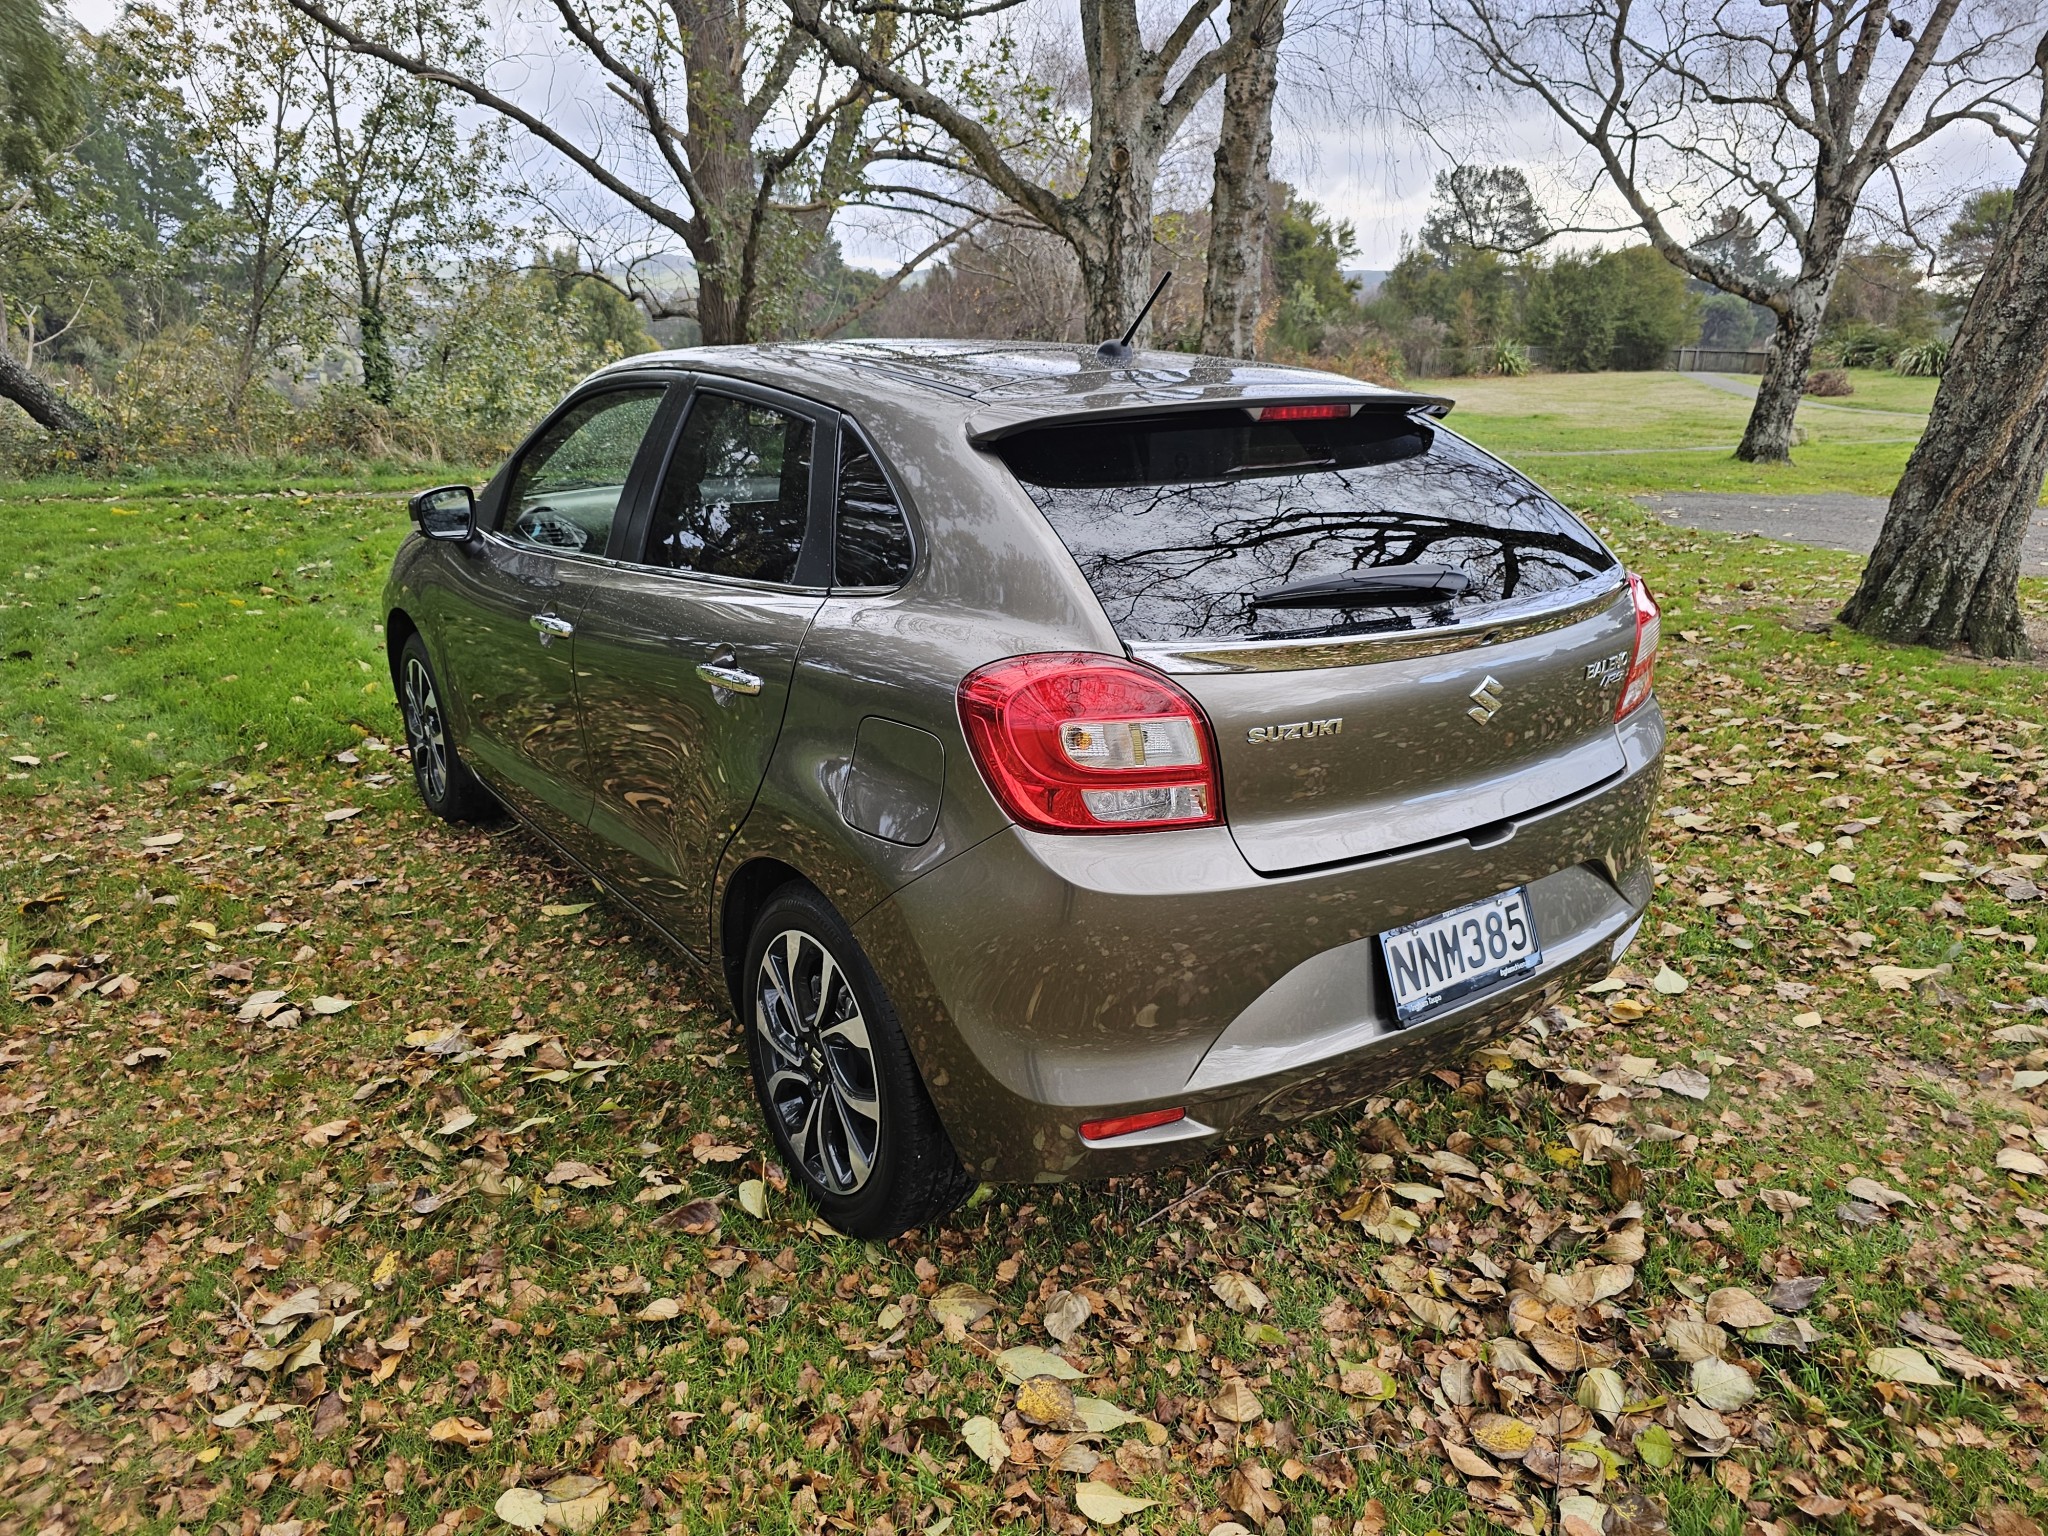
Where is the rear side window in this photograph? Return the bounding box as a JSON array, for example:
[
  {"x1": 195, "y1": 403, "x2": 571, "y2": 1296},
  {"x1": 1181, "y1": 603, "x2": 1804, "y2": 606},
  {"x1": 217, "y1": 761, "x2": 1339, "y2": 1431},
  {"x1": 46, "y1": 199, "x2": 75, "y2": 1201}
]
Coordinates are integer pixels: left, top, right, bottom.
[
  {"x1": 994, "y1": 409, "x2": 1613, "y2": 644},
  {"x1": 644, "y1": 393, "x2": 814, "y2": 583},
  {"x1": 835, "y1": 427, "x2": 914, "y2": 587}
]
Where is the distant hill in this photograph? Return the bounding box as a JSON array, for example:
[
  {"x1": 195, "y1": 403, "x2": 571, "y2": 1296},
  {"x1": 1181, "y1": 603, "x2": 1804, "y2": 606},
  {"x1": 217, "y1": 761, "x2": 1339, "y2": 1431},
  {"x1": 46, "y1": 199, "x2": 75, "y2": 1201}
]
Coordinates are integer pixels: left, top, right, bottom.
[{"x1": 1343, "y1": 267, "x2": 1389, "y2": 298}]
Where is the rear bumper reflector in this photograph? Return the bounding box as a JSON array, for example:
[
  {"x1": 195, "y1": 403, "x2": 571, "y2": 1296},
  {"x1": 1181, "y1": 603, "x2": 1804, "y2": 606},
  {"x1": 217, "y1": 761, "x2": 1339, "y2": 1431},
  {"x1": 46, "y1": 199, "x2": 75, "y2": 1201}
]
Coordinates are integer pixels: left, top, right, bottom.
[{"x1": 1078, "y1": 1107, "x2": 1186, "y2": 1141}]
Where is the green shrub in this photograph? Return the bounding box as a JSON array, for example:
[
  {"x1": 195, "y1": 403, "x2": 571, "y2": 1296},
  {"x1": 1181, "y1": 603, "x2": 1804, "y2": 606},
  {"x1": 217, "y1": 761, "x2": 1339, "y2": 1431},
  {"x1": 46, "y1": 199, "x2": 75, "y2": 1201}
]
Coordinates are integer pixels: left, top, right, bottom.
[
  {"x1": 1490, "y1": 339, "x2": 1530, "y2": 376},
  {"x1": 1893, "y1": 340, "x2": 1949, "y2": 377},
  {"x1": 1827, "y1": 324, "x2": 1903, "y2": 370}
]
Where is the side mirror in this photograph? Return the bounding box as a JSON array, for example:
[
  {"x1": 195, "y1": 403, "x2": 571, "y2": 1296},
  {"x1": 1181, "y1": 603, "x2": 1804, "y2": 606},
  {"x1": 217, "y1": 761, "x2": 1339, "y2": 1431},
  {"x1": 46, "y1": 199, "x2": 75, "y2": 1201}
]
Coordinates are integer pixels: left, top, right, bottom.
[{"x1": 409, "y1": 484, "x2": 476, "y2": 541}]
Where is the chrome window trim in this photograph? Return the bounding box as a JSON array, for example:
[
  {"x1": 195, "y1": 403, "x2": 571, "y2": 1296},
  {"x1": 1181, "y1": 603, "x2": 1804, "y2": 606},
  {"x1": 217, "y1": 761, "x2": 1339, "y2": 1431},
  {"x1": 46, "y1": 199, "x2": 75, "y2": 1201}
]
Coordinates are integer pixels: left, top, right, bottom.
[
  {"x1": 1130, "y1": 568, "x2": 1630, "y2": 674},
  {"x1": 593, "y1": 557, "x2": 831, "y2": 599},
  {"x1": 478, "y1": 529, "x2": 643, "y2": 572}
]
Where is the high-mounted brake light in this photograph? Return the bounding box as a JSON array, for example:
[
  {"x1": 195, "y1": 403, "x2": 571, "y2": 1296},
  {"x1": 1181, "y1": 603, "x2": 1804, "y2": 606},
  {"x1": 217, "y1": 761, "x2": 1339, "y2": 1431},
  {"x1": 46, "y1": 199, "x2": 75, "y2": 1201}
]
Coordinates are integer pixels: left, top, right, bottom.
[
  {"x1": 1616, "y1": 573, "x2": 1661, "y2": 719},
  {"x1": 1246, "y1": 402, "x2": 1357, "y2": 422},
  {"x1": 1079, "y1": 1106, "x2": 1186, "y2": 1142},
  {"x1": 958, "y1": 653, "x2": 1223, "y2": 832}
]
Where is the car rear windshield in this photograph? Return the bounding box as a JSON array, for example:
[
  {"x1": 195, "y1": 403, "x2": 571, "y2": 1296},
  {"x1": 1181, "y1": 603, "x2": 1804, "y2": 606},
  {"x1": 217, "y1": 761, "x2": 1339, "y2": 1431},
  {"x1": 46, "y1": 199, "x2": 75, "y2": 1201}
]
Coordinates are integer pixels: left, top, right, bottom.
[{"x1": 993, "y1": 408, "x2": 1614, "y2": 644}]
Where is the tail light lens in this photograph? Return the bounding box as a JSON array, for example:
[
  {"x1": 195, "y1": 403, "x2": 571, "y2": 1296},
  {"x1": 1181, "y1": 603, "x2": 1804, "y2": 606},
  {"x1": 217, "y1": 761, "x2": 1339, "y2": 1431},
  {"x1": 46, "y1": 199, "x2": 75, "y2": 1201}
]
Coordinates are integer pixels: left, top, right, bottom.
[
  {"x1": 958, "y1": 653, "x2": 1223, "y2": 832},
  {"x1": 1616, "y1": 573, "x2": 1661, "y2": 719}
]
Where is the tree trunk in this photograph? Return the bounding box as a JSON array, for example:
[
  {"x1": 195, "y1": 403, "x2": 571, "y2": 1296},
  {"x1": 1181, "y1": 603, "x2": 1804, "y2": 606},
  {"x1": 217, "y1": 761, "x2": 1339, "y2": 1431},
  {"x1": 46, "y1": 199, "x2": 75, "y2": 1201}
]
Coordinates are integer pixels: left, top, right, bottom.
[
  {"x1": 681, "y1": 0, "x2": 763, "y2": 345},
  {"x1": 1735, "y1": 283, "x2": 1827, "y2": 462},
  {"x1": 1838, "y1": 37, "x2": 2048, "y2": 659},
  {"x1": 359, "y1": 303, "x2": 396, "y2": 404},
  {"x1": 1070, "y1": 145, "x2": 1166, "y2": 343},
  {"x1": 0, "y1": 346, "x2": 100, "y2": 450},
  {"x1": 1073, "y1": 0, "x2": 1172, "y2": 344},
  {"x1": 1199, "y1": 0, "x2": 1281, "y2": 357},
  {"x1": 696, "y1": 270, "x2": 744, "y2": 345}
]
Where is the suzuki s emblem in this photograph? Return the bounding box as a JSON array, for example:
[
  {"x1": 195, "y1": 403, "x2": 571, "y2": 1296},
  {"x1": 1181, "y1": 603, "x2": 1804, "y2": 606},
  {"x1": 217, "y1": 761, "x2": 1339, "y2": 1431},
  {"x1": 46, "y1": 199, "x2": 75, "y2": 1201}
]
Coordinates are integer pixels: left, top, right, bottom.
[{"x1": 1467, "y1": 675, "x2": 1505, "y2": 724}]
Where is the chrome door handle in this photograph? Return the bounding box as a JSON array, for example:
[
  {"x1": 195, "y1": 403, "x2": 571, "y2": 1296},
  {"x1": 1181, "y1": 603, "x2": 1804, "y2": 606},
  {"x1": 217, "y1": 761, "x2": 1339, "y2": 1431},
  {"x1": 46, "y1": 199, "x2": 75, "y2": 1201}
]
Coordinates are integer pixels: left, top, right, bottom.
[
  {"x1": 530, "y1": 612, "x2": 574, "y2": 646},
  {"x1": 695, "y1": 661, "x2": 763, "y2": 696}
]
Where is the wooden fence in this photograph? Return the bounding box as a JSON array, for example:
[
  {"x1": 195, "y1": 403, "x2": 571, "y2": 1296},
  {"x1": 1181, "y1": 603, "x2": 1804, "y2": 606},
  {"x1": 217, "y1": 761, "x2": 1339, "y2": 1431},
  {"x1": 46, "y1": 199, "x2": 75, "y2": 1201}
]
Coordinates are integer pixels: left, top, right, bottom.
[{"x1": 1668, "y1": 346, "x2": 1771, "y2": 374}]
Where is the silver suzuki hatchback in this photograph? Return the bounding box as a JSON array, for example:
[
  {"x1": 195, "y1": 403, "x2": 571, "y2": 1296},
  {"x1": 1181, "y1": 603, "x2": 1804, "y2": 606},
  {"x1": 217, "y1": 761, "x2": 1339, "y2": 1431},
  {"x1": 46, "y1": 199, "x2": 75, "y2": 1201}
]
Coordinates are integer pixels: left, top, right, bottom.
[{"x1": 388, "y1": 340, "x2": 1664, "y2": 1237}]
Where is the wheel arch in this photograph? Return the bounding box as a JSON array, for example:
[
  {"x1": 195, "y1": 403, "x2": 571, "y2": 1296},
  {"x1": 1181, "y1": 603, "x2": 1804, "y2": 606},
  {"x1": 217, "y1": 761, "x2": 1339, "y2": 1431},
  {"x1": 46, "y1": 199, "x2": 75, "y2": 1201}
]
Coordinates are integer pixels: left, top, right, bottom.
[
  {"x1": 717, "y1": 856, "x2": 812, "y2": 1010},
  {"x1": 385, "y1": 607, "x2": 420, "y2": 694}
]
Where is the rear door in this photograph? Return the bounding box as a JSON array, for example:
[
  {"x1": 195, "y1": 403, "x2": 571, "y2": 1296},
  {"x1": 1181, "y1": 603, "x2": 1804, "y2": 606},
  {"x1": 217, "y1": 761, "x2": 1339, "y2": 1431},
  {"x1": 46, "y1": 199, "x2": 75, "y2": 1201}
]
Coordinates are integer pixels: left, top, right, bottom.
[
  {"x1": 433, "y1": 381, "x2": 672, "y2": 848},
  {"x1": 572, "y1": 380, "x2": 832, "y2": 948},
  {"x1": 988, "y1": 406, "x2": 1635, "y2": 874}
]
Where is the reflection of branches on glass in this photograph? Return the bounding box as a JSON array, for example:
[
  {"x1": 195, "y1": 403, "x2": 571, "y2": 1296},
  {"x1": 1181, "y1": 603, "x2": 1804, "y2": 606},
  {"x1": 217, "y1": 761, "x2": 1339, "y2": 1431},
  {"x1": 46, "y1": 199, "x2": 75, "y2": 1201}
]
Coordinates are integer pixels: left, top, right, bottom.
[
  {"x1": 1021, "y1": 433, "x2": 1612, "y2": 643},
  {"x1": 648, "y1": 396, "x2": 812, "y2": 583}
]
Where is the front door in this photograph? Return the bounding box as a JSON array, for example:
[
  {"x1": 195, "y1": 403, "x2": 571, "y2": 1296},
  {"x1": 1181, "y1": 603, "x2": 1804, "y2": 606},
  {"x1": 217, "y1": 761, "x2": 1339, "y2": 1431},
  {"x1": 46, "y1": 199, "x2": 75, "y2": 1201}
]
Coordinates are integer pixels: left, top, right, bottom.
[
  {"x1": 433, "y1": 382, "x2": 671, "y2": 846},
  {"x1": 573, "y1": 384, "x2": 831, "y2": 949}
]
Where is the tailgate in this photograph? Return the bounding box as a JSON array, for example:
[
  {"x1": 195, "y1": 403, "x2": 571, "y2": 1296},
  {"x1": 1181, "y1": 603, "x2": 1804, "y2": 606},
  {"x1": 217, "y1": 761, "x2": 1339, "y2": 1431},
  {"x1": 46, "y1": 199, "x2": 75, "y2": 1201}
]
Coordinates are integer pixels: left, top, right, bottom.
[
  {"x1": 1168, "y1": 585, "x2": 1634, "y2": 872},
  {"x1": 986, "y1": 399, "x2": 1635, "y2": 873}
]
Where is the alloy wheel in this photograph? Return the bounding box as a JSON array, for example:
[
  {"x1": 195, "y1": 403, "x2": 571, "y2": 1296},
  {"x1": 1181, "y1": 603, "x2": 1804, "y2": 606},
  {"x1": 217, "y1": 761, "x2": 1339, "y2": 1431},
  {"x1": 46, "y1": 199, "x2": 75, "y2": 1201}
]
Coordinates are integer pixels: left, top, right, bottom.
[
  {"x1": 402, "y1": 655, "x2": 449, "y2": 803},
  {"x1": 754, "y1": 929, "x2": 882, "y2": 1195}
]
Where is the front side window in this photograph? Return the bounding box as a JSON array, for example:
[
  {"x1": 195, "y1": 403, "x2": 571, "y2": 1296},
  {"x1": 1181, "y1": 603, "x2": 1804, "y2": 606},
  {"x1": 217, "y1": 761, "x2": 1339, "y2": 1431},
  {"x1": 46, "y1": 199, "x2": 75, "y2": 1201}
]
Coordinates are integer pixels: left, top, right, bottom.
[
  {"x1": 835, "y1": 427, "x2": 914, "y2": 587},
  {"x1": 502, "y1": 387, "x2": 665, "y2": 554},
  {"x1": 645, "y1": 393, "x2": 814, "y2": 583}
]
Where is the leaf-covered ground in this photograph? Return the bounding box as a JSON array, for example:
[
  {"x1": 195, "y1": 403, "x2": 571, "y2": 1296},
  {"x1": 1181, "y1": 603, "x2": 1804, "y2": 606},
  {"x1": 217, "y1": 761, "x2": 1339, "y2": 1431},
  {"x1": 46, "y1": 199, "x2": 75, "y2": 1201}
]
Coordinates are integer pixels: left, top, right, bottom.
[{"x1": 3, "y1": 480, "x2": 2047, "y2": 1536}]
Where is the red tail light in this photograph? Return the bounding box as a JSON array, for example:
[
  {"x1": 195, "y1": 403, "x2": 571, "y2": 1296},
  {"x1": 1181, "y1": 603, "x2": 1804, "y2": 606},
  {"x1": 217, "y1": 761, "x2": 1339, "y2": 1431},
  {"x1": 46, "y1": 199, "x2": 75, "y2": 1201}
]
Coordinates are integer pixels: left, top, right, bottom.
[
  {"x1": 1616, "y1": 573, "x2": 1661, "y2": 719},
  {"x1": 957, "y1": 653, "x2": 1223, "y2": 833},
  {"x1": 1247, "y1": 402, "x2": 1356, "y2": 422}
]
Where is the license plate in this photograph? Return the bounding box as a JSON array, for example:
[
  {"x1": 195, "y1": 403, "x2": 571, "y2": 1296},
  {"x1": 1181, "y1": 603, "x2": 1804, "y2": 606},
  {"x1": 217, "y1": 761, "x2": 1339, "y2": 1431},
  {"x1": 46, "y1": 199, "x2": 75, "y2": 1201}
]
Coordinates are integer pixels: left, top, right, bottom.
[{"x1": 1380, "y1": 887, "x2": 1541, "y2": 1023}]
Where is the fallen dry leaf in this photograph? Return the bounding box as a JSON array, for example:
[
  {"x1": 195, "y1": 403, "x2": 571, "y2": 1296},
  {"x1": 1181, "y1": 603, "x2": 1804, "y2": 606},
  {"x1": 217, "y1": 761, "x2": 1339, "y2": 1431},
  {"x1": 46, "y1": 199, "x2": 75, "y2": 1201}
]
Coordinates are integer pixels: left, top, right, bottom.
[
  {"x1": 426, "y1": 1414, "x2": 491, "y2": 1449},
  {"x1": 1073, "y1": 1482, "x2": 1155, "y2": 1525},
  {"x1": 1211, "y1": 1378, "x2": 1264, "y2": 1423},
  {"x1": 1209, "y1": 1270, "x2": 1268, "y2": 1314}
]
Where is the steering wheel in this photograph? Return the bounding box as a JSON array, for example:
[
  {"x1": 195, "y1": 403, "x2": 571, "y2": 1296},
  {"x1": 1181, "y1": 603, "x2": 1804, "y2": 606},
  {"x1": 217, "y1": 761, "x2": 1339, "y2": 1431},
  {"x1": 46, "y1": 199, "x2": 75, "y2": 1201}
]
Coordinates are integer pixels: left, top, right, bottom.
[{"x1": 513, "y1": 505, "x2": 589, "y2": 552}]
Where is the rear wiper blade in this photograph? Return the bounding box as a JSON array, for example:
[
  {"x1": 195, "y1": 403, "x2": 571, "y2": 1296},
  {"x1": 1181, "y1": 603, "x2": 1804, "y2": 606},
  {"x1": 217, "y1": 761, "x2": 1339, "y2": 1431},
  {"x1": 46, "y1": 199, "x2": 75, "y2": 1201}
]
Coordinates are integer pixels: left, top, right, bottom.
[
  {"x1": 1222, "y1": 454, "x2": 1338, "y2": 476},
  {"x1": 1248, "y1": 565, "x2": 1473, "y2": 609}
]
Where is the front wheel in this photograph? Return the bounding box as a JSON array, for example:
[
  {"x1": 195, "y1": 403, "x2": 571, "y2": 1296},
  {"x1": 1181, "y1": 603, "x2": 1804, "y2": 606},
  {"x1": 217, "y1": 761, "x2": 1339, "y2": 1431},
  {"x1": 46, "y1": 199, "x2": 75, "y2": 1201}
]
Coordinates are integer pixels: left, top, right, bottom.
[
  {"x1": 741, "y1": 884, "x2": 972, "y2": 1238},
  {"x1": 396, "y1": 632, "x2": 495, "y2": 823}
]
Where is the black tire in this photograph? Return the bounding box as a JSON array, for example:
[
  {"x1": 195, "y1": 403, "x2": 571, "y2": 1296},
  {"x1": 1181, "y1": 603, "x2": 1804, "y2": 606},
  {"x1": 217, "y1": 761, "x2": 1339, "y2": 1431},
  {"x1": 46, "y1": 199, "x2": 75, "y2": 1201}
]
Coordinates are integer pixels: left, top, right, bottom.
[
  {"x1": 740, "y1": 884, "x2": 973, "y2": 1238},
  {"x1": 396, "y1": 632, "x2": 496, "y2": 823}
]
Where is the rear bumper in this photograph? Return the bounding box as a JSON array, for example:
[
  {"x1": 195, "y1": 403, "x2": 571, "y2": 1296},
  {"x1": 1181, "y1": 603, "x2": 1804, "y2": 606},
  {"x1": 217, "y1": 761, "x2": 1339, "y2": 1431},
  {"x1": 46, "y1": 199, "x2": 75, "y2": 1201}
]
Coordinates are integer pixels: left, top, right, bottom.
[{"x1": 857, "y1": 704, "x2": 1663, "y2": 1181}]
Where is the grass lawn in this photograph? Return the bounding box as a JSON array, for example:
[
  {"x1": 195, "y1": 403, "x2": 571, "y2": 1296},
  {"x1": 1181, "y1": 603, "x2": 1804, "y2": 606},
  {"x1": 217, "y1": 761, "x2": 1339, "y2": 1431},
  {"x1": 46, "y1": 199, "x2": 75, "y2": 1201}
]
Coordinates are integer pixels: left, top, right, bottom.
[
  {"x1": 3, "y1": 405, "x2": 2047, "y2": 1536},
  {"x1": 1417, "y1": 370, "x2": 1931, "y2": 500}
]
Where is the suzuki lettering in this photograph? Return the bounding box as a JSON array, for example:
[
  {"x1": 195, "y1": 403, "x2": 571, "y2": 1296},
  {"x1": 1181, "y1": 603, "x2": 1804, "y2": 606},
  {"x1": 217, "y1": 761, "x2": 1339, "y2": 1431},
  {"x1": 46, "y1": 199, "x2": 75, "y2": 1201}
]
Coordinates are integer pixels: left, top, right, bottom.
[{"x1": 1247, "y1": 717, "x2": 1343, "y2": 744}]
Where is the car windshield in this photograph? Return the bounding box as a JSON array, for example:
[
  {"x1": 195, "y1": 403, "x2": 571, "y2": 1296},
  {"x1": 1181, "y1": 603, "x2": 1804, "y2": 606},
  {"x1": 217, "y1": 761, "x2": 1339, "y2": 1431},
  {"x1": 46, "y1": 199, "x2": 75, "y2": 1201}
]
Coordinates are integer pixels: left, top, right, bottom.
[{"x1": 993, "y1": 408, "x2": 1614, "y2": 644}]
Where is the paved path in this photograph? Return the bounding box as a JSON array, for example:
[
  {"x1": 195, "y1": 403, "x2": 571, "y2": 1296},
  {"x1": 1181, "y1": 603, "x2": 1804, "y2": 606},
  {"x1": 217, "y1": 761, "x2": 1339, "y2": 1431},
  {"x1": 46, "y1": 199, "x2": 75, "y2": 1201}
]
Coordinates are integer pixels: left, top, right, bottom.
[
  {"x1": 1682, "y1": 371, "x2": 1930, "y2": 420},
  {"x1": 1635, "y1": 491, "x2": 2048, "y2": 577}
]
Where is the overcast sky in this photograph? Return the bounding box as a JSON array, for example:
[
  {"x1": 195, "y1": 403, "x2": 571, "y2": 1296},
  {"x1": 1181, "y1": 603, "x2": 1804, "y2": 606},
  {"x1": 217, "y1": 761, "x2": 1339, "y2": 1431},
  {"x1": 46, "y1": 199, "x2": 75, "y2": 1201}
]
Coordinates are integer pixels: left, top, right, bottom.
[{"x1": 66, "y1": 0, "x2": 2030, "y2": 273}]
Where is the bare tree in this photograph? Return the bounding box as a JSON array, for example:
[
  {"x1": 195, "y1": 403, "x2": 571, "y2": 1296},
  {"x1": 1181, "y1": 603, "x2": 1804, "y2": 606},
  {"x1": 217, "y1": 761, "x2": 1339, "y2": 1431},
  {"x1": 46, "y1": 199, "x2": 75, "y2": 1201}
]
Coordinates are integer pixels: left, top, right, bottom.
[
  {"x1": 1839, "y1": 34, "x2": 2047, "y2": 658},
  {"x1": 302, "y1": 0, "x2": 500, "y2": 402},
  {"x1": 165, "y1": 0, "x2": 327, "y2": 421},
  {"x1": 285, "y1": 0, "x2": 975, "y2": 343},
  {"x1": 785, "y1": 0, "x2": 1265, "y2": 343},
  {"x1": 1424, "y1": 0, "x2": 2038, "y2": 461},
  {"x1": 1199, "y1": 0, "x2": 1284, "y2": 355}
]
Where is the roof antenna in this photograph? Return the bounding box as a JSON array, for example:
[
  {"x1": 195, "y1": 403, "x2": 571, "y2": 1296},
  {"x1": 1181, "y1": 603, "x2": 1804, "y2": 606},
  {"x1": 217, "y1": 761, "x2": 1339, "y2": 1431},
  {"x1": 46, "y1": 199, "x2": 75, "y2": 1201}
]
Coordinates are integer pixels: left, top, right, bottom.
[{"x1": 1095, "y1": 270, "x2": 1172, "y2": 364}]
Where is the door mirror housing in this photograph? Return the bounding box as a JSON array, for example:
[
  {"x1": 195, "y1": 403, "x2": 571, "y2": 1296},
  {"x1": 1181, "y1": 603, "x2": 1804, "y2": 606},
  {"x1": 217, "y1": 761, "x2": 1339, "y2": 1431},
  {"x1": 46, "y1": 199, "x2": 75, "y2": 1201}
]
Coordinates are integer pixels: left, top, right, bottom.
[{"x1": 410, "y1": 485, "x2": 477, "y2": 541}]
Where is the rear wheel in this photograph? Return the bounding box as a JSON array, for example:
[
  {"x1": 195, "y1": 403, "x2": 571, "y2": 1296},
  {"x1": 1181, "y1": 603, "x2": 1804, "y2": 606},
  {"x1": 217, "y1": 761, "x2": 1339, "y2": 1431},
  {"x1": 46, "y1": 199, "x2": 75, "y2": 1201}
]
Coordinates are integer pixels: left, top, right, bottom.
[
  {"x1": 741, "y1": 884, "x2": 972, "y2": 1238},
  {"x1": 397, "y1": 633, "x2": 495, "y2": 823}
]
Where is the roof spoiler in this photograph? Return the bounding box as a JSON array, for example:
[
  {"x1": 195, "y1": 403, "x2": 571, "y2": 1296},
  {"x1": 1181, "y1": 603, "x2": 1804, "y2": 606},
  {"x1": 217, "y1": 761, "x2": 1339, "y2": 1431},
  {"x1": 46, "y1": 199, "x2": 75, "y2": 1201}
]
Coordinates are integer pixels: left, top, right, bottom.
[{"x1": 966, "y1": 391, "x2": 1455, "y2": 447}]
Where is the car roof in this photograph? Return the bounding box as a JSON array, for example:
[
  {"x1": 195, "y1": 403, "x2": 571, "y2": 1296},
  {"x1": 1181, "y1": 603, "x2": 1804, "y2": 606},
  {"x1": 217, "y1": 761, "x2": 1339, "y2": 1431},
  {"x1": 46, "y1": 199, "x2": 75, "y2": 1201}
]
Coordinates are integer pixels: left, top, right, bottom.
[{"x1": 593, "y1": 340, "x2": 1453, "y2": 435}]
